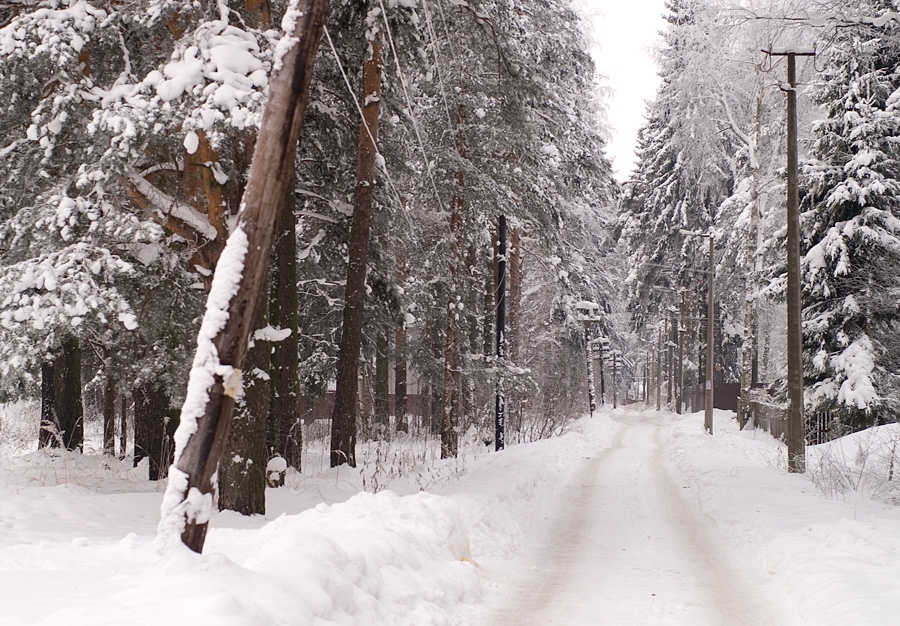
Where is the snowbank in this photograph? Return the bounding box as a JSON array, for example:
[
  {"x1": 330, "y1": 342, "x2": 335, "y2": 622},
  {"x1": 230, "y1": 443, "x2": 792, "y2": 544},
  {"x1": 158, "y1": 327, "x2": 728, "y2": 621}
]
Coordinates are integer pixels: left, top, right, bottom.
[{"x1": 666, "y1": 409, "x2": 900, "y2": 626}]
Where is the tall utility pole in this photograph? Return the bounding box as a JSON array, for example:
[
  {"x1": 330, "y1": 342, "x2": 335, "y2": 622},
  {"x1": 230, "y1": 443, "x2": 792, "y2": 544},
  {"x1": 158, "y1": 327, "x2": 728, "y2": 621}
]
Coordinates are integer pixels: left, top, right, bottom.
[
  {"x1": 576, "y1": 301, "x2": 601, "y2": 417},
  {"x1": 585, "y1": 328, "x2": 597, "y2": 418},
  {"x1": 705, "y1": 233, "x2": 714, "y2": 435},
  {"x1": 766, "y1": 47, "x2": 814, "y2": 472},
  {"x1": 679, "y1": 229, "x2": 715, "y2": 433},
  {"x1": 495, "y1": 215, "x2": 507, "y2": 451},
  {"x1": 676, "y1": 292, "x2": 685, "y2": 415},
  {"x1": 598, "y1": 339, "x2": 606, "y2": 405},
  {"x1": 612, "y1": 350, "x2": 619, "y2": 409}
]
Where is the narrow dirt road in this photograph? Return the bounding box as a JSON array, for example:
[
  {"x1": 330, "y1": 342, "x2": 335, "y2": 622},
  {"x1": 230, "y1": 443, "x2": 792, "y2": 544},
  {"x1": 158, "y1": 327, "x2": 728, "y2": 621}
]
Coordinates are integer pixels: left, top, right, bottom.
[{"x1": 484, "y1": 412, "x2": 783, "y2": 626}]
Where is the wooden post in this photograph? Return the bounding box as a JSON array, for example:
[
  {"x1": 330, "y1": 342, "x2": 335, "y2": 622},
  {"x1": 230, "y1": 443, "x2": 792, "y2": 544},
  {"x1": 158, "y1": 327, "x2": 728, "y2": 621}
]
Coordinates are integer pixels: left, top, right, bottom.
[
  {"x1": 158, "y1": 0, "x2": 331, "y2": 553},
  {"x1": 705, "y1": 234, "x2": 714, "y2": 435},
  {"x1": 764, "y1": 47, "x2": 813, "y2": 470},
  {"x1": 784, "y1": 53, "x2": 806, "y2": 472}
]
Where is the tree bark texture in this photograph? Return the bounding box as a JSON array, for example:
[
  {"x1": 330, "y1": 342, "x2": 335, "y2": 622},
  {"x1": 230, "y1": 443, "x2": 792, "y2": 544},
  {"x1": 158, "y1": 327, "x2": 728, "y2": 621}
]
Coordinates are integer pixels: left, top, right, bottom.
[
  {"x1": 39, "y1": 361, "x2": 55, "y2": 449},
  {"x1": 134, "y1": 383, "x2": 170, "y2": 480},
  {"x1": 103, "y1": 377, "x2": 116, "y2": 456},
  {"x1": 119, "y1": 395, "x2": 127, "y2": 459},
  {"x1": 268, "y1": 188, "x2": 301, "y2": 468},
  {"x1": 161, "y1": 0, "x2": 331, "y2": 553},
  {"x1": 40, "y1": 336, "x2": 84, "y2": 451},
  {"x1": 483, "y1": 241, "x2": 496, "y2": 359},
  {"x1": 374, "y1": 331, "x2": 390, "y2": 431},
  {"x1": 441, "y1": 188, "x2": 464, "y2": 459},
  {"x1": 329, "y1": 21, "x2": 382, "y2": 467},
  {"x1": 182, "y1": 130, "x2": 228, "y2": 275},
  {"x1": 462, "y1": 242, "x2": 479, "y2": 430},
  {"x1": 395, "y1": 327, "x2": 408, "y2": 433},
  {"x1": 219, "y1": 303, "x2": 270, "y2": 516},
  {"x1": 508, "y1": 226, "x2": 522, "y2": 364}
]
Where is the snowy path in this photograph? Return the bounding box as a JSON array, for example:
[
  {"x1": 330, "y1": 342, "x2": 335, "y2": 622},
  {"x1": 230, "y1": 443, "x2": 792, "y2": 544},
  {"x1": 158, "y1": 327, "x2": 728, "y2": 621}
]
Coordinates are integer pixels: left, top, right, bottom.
[{"x1": 483, "y1": 412, "x2": 783, "y2": 626}]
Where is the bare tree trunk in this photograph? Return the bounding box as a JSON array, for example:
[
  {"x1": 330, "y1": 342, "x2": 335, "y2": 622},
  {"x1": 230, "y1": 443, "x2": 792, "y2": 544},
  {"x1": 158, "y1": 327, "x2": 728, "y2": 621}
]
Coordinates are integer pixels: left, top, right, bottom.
[
  {"x1": 330, "y1": 16, "x2": 382, "y2": 467},
  {"x1": 119, "y1": 394, "x2": 127, "y2": 459},
  {"x1": 374, "y1": 331, "x2": 390, "y2": 432},
  {"x1": 508, "y1": 226, "x2": 522, "y2": 364},
  {"x1": 395, "y1": 327, "x2": 408, "y2": 433},
  {"x1": 55, "y1": 336, "x2": 83, "y2": 451},
  {"x1": 219, "y1": 302, "x2": 270, "y2": 516},
  {"x1": 158, "y1": 0, "x2": 330, "y2": 553},
  {"x1": 461, "y1": 243, "x2": 479, "y2": 430},
  {"x1": 441, "y1": 197, "x2": 463, "y2": 458},
  {"x1": 103, "y1": 377, "x2": 116, "y2": 456},
  {"x1": 268, "y1": 187, "x2": 301, "y2": 468},
  {"x1": 358, "y1": 355, "x2": 374, "y2": 441},
  {"x1": 483, "y1": 243, "x2": 496, "y2": 360},
  {"x1": 39, "y1": 361, "x2": 56, "y2": 449},
  {"x1": 134, "y1": 383, "x2": 169, "y2": 480}
]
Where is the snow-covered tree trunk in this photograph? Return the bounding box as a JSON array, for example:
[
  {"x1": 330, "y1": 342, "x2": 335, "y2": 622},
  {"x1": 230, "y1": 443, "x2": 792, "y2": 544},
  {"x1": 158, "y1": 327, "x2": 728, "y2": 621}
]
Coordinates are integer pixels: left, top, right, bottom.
[
  {"x1": 157, "y1": 0, "x2": 331, "y2": 553},
  {"x1": 329, "y1": 14, "x2": 382, "y2": 467}
]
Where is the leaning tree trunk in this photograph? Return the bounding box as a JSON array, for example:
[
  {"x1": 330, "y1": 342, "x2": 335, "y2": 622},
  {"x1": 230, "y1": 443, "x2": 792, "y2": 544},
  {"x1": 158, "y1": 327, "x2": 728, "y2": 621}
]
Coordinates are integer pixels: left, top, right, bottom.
[
  {"x1": 156, "y1": 0, "x2": 330, "y2": 554},
  {"x1": 329, "y1": 14, "x2": 383, "y2": 467},
  {"x1": 219, "y1": 300, "x2": 270, "y2": 516},
  {"x1": 268, "y1": 185, "x2": 301, "y2": 469}
]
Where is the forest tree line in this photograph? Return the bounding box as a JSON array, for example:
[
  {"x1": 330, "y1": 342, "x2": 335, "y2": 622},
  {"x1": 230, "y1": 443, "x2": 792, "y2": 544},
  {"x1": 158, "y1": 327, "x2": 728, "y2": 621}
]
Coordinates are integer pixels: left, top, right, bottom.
[
  {"x1": 3, "y1": 0, "x2": 900, "y2": 516},
  {"x1": 0, "y1": 0, "x2": 617, "y2": 513},
  {"x1": 618, "y1": 0, "x2": 900, "y2": 436}
]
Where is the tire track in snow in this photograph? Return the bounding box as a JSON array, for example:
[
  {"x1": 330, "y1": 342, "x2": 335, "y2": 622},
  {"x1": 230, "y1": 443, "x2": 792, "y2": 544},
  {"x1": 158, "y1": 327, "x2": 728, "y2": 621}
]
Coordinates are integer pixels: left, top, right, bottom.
[{"x1": 483, "y1": 412, "x2": 783, "y2": 626}]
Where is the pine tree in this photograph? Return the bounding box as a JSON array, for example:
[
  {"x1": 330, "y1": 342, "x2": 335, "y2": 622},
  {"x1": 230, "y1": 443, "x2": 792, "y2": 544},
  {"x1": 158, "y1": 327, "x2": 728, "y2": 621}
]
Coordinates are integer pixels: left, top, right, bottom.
[{"x1": 800, "y1": 6, "x2": 900, "y2": 427}]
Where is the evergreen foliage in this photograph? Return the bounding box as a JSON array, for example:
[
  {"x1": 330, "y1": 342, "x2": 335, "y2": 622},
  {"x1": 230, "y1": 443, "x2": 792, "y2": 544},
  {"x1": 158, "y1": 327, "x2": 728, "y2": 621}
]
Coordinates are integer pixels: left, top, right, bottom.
[{"x1": 800, "y1": 4, "x2": 900, "y2": 425}]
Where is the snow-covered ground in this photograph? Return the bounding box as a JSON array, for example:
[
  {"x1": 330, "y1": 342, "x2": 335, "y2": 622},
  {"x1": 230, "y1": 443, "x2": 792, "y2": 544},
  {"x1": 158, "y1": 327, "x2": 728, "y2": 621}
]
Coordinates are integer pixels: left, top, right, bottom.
[{"x1": 2, "y1": 405, "x2": 900, "y2": 625}]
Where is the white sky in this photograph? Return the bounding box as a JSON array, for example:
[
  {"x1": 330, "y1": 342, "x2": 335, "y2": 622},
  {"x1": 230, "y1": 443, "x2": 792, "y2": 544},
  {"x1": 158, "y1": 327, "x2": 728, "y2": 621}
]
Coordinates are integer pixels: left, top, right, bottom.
[{"x1": 579, "y1": 0, "x2": 668, "y2": 181}]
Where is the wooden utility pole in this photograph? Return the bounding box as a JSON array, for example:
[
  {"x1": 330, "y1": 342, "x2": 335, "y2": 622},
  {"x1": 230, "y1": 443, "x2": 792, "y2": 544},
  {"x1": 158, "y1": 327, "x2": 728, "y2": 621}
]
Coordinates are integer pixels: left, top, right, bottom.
[
  {"x1": 784, "y1": 52, "x2": 809, "y2": 472},
  {"x1": 612, "y1": 350, "x2": 618, "y2": 409},
  {"x1": 766, "y1": 47, "x2": 813, "y2": 472},
  {"x1": 585, "y1": 327, "x2": 597, "y2": 418},
  {"x1": 158, "y1": 0, "x2": 330, "y2": 553},
  {"x1": 495, "y1": 215, "x2": 507, "y2": 451},
  {"x1": 705, "y1": 233, "x2": 714, "y2": 435},
  {"x1": 676, "y1": 291, "x2": 685, "y2": 414}
]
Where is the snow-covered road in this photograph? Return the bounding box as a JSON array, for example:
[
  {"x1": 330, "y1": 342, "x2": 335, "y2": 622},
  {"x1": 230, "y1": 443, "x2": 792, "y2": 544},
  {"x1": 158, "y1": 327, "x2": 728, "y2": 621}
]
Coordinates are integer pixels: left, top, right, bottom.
[{"x1": 485, "y1": 413, "x2": 782, "y2": 626}]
